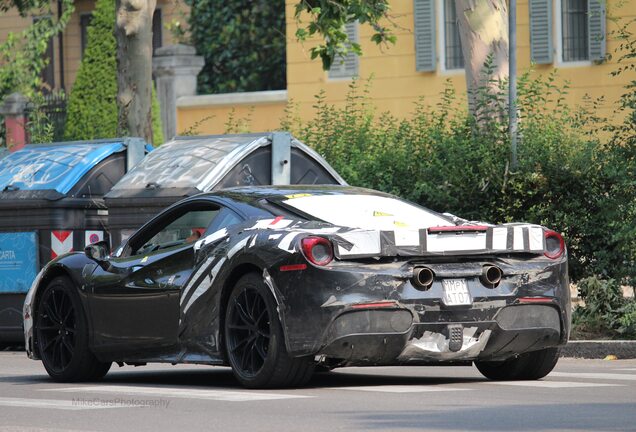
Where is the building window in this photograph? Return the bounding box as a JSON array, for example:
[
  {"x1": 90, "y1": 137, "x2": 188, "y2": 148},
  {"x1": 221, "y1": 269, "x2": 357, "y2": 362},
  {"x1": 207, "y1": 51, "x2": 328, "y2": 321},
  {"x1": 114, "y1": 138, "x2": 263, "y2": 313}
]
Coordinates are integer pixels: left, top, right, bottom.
[
  {"x1": 328, "y1": 22, "x2": 358, "y2": 79},
  {"x1": 33, "y1": 16, "x2": 55, "y2": 91},
  {"x1": 152, "y1": 8, "x2": 163, "y2": 54},
  {"x1": 443, "y1": 0, "x2": 464, "y2": 70},
  {"x1": 561, "y1": 0, "x2": 588, "y2": 61},
  {"x1": 80, "y1": 13, "x2": 93, "y2": 58}
]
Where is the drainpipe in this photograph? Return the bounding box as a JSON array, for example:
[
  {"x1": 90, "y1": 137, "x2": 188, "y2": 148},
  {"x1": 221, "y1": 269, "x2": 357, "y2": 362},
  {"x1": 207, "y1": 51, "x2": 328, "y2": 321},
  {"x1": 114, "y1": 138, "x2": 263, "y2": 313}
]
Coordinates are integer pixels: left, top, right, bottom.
[
  {"x1": 57, "y1": 0, "x2": 65, "y2": 91},
  {"x1": 509, "y1": 0, "x2": 518, "y2": 170}
]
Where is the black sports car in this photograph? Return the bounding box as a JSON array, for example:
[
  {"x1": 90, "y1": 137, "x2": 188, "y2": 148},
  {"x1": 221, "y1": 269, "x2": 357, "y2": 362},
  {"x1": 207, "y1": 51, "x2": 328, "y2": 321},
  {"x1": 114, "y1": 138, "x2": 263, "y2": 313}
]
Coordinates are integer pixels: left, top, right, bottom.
[{"x1": 24, "y1": 186, "x2": 570, "y2": 388}]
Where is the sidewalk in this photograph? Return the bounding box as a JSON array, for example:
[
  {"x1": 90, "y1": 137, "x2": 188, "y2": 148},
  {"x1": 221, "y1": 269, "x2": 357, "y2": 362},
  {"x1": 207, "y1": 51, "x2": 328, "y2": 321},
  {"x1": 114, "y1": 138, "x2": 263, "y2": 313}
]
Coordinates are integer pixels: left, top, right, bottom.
[{"x1": 561, "y1": 340, "x2": 636, "y2": 359}]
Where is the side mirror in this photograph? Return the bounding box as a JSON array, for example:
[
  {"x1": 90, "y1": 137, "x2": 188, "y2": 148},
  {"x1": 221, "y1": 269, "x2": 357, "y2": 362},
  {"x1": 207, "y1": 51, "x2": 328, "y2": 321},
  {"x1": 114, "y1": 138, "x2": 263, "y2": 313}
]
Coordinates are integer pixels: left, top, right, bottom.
[{"x1": 85, "y1": 240, "x2": 110, "y2": 261}]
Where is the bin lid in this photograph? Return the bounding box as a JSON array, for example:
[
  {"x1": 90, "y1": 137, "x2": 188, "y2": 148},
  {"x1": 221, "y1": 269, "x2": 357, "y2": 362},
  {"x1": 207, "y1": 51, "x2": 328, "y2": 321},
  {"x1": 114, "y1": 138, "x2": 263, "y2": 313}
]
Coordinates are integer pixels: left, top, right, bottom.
[
  {"x1": 0, "y1": 140, "x2": 127, "y2": 195},
  {"x1": 105, "y1": 133, "x2": 346, "y2": 200}
]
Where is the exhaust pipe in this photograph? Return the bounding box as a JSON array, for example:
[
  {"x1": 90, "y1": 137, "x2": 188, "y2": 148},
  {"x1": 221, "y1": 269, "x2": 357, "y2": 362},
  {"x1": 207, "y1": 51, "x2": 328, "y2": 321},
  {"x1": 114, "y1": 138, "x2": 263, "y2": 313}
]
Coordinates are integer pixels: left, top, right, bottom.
[
  {"x1": 413, "y1": 267, "x2": 435, "y2": 290},
  {"x1": 480, "y1": 265, "x2": 503, "y2": 287}
]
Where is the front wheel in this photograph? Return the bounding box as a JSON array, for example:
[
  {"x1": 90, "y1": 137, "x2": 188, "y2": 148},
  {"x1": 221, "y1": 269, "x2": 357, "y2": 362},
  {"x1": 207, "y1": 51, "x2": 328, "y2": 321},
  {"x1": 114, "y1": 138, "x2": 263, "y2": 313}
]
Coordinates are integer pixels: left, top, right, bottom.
[
  {"x1": 224, "y1": 273, "x2": 314, "y2": 388},
  {"x1": 475, "y1": 347, "x2": 560, "y2": 381},
  {"x1": 35, "y1": 276, "x2": 111, "y2": 382}
]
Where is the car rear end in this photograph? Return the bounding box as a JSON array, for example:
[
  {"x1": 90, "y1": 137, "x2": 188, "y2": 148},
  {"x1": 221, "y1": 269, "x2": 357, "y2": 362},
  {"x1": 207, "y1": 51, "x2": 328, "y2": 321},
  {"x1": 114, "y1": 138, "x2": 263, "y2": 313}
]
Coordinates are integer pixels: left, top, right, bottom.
[{"x1": 263, "y1": 189, "x2": 570, "y2": 366}]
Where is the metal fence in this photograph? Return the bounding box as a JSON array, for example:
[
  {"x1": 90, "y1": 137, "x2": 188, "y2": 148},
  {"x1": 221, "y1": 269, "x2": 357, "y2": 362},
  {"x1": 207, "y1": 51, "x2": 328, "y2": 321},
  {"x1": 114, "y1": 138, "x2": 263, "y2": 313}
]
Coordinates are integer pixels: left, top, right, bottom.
[{"x1": 24, "y1": 92, "x2": 67, "y2": 143}]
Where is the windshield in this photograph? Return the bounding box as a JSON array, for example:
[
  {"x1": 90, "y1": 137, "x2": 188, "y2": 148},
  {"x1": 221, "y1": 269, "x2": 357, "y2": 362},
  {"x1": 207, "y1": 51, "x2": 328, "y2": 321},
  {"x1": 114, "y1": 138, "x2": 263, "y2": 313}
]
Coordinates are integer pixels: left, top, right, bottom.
[{"x1": 281, "y1": 194, "x2": 453, "y2": 230}]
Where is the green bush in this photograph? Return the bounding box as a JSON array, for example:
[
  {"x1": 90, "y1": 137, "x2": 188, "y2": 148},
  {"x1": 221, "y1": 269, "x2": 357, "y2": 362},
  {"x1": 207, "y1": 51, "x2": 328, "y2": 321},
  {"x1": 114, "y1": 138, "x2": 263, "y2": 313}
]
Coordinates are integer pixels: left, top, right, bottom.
[
  {"x1": 186, "y1": 0, "x2": 286, "y2": 94},
  {"x1": 282, "y1": 72, "x2": 635, "y2": 285},
  {"x1": 64, "y1": 0, "x2": 163, "y2": 145},
  {"x1": 572, "y1": 277, "x2": 636, "y2": 339}
]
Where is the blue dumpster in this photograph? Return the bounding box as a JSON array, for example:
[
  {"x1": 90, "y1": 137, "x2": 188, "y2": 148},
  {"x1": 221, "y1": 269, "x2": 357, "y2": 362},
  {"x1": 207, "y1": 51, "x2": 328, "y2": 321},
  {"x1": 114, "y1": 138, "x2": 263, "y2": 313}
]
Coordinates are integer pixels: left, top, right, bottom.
[{"x1": 0, "y1": 138, "x2": 150, "y2": 343}]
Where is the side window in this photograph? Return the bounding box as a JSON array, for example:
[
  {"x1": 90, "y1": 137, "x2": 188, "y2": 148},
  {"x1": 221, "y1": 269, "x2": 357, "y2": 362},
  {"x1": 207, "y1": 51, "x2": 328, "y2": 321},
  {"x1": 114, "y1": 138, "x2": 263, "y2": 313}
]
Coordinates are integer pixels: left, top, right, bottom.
[
  {"x1": 132, "y1": 208, "x2": 220, "y2": 256},
  {"x1": 561, "y1": 0, "x2": 588, "y2": 62},
  {"x1": 205, "y1": 208, "x2": 243, "y2": 235},
  {"x1": 442, "y1": 0, "x2": 464, "y2": 70}
]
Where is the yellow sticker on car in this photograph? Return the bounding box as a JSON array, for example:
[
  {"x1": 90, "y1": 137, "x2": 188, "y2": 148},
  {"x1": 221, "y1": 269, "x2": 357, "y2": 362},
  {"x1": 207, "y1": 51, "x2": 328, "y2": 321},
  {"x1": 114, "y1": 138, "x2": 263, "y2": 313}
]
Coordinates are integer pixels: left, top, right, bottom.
[
  {"x1": 285, "y1": 193, "x2": 312, "y2": 199},
  {"x1": 373, "y1": 211, "x2": 393, "y2": 217}
]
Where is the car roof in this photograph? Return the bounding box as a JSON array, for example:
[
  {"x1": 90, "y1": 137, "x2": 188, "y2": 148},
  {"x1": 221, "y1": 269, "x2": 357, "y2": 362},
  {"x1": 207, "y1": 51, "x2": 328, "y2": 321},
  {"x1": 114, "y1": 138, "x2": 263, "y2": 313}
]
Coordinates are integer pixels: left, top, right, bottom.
[{"x1": 209, "y1": 185, "x2": 391, "y2": 204}]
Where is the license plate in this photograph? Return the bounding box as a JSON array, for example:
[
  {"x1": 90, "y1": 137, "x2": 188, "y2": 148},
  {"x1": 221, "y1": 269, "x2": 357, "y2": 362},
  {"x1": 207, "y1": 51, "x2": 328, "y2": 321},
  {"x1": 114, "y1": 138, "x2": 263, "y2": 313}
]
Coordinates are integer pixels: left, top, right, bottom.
[{"x1": 442, "y1": 279, "x2": 472, "y2": 306}]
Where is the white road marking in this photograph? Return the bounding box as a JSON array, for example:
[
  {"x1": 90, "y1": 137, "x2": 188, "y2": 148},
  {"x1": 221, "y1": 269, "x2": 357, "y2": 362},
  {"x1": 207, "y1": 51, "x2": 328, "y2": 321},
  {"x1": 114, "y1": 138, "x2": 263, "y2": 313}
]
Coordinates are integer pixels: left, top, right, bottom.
[
  {"x1": 328, "y1": 385, "x2": 472, "y2": 393},
  {"x1": 487, "y1": 381, "x2": 623, "y2": 388},
  {"x1": 0, "y1": 397, "x2": 125, "y2": 410},
  {"x1": 550, "y1": 372, "x2": 636, "y2": 381},
  {"x1": 614, "y1": 368, "x2": 636, "y2": 371},
  {"x1": 44, "y1": 385, "x2": 310, "y2": 402}
]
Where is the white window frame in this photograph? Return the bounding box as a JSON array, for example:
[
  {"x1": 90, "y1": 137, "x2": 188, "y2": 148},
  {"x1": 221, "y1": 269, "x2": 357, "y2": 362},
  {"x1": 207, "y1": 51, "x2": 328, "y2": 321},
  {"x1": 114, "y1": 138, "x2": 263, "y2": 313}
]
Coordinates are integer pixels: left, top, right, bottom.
[
  {"x1": 554, "y1": 0, "x2": 592, "y2": 67},
  {"x1": 436, "y1": 0, "x2": 464, "y2": 75}
]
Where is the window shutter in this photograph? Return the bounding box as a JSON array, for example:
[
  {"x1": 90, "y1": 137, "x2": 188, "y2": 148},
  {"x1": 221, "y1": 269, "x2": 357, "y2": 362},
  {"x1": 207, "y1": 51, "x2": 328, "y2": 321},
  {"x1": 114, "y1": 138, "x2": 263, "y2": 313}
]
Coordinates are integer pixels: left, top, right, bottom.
[
  {"x1": 529, "y1": 0, "x2": 553, "y2": 64},
  {"x1": 587, "y1": 0, "x2": 606, "y2": 61},
  {"x1": 328, "y1": 22, "x2": 359, "y2": 79},
  {"x1": 414, "y1": 0, "x2": 436, "y2": 72}
]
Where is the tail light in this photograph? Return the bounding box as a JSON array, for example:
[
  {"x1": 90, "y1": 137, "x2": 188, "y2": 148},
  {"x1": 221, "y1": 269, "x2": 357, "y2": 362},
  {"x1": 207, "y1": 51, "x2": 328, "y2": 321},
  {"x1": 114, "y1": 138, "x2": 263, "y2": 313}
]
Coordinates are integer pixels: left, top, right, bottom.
[
  {"x1": 544, "y1": 230, "x2": 565, "y2": 259},
  {"x1": 301, "y1": 236, "x2": 334, "y2": 266}
]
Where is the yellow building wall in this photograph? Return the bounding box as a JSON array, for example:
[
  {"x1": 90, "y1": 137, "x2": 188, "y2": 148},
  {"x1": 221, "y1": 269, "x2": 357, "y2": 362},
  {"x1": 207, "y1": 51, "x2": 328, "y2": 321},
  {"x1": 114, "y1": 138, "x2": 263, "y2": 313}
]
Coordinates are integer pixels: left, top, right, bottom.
[
  {"x1": 177, "y1": 101, "x2": 288, "y2": 136},
  {"x1": 0, "y1": 0, "x2": 188, "y2": 94},
  {"x1": 285, "y1": 0, "x2": 636, "y2": 122}
]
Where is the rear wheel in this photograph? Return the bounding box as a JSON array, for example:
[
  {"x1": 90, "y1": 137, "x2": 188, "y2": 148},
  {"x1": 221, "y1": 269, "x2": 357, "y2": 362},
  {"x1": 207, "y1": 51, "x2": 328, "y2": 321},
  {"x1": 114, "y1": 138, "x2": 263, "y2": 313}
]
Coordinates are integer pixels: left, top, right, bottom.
[
  {"x1": 224, "y1": 273, "x2": 314, "y2": 388},
  {"x1": 475, "y1": 347, "x2": 560, "y2": 380},
  {"x1": 36, "y1": 276, "x2": 111, "y2": 382}
]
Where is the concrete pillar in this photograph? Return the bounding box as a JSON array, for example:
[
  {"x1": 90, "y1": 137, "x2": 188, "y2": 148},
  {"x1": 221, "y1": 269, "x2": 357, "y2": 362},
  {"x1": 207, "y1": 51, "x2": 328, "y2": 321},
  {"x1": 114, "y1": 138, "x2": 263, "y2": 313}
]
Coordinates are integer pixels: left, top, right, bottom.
[
  {"x1": 0, "y1": 93, "x2": 29, "y2": 152},
  {"x1": 152, "y1": 45, "x2": 204, "y2": 141}
]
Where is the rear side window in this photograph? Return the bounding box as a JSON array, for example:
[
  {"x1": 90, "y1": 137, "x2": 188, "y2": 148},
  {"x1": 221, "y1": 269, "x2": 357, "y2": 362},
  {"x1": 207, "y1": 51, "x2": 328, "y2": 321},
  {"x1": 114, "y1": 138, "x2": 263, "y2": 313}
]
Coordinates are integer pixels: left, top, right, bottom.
[
  {"x1": 281, "y1": 194, "x2": 452, "y2": 230},
  {"x1": 133, "y1": 209, "x2": 219, "y2": 255}
]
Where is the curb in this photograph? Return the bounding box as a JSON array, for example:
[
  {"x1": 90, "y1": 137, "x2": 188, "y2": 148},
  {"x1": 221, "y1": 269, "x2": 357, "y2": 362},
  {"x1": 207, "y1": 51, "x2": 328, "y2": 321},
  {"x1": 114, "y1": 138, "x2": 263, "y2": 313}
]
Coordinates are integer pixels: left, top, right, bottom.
[{"x1": 561, "y1": 340, "x2": 636, "y2": 359}]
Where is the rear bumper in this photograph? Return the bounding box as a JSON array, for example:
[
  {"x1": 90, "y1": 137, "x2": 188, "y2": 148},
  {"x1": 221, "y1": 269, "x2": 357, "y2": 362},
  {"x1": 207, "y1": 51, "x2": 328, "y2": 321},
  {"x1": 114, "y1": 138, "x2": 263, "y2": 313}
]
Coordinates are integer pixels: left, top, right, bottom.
[{"x1": 317, "y1": 303, "x2": 564, "y2": 364}]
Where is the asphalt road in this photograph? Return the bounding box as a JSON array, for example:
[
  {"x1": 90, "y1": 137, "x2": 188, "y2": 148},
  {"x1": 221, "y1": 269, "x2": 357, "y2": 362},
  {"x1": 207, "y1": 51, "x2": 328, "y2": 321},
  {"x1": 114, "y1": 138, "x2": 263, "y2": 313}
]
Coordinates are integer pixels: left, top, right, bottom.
[{"x1": 0, "y1": 352, "x2": 634, "y2": 432}]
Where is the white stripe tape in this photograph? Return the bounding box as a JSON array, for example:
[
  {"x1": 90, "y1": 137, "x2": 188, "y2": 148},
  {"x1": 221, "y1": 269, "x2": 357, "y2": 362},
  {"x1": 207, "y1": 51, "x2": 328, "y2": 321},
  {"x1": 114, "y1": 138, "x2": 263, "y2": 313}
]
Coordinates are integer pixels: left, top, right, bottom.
[
  {"x1": 528, "y1": 226, "x2": 544, "y2": 251},
  {"x1": 227, "y1": 237, "x2": 249, "y2": 259},
  {"x1": 513, "y1": 226, "x2": 524, "y2": 250},
  {"x1": 183, "y1": 257, "x2": 226, "y2": 313},
  {"x1": 492, "y1": 227, "x2": 508, "y2": 250},
  {"x1": 277, "y1": 232, "x2": 299, "y2": 253},
  {"x1": 180, "y1": 256, "x2": 215, "y2": 304},
  {"x1": 426, "y1": 232, "x2": 487, "y2": 252},
  {"x1": 394, "y1": 230, "x2": 420, "y2": 247},
  {"x1": 194, "y1": 228, "x2": 228, "y2": 251},
  {"x1": 337, "y1": 231, "x2": 381, "y2": 256},
  {"x1": 44, "y1": 386, "x2": 311, "y2": 402}
]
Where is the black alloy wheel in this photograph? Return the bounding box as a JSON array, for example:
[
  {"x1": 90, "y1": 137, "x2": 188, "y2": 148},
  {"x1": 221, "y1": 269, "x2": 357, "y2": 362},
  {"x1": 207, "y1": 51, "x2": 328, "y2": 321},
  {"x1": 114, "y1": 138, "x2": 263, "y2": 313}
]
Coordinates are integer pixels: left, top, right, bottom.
[
  {"x1": 37, "y1": 285, "x2": 77, "y2": 373},
  {"x1": 36, "y1": 276, "x2": 111, "y2": 382},
  {"x1": 226, "y1": 286, "x2": 271, "y2": 377},
  {"x1": 224, "y1": 273, "x2": 314, "y2": 388}
]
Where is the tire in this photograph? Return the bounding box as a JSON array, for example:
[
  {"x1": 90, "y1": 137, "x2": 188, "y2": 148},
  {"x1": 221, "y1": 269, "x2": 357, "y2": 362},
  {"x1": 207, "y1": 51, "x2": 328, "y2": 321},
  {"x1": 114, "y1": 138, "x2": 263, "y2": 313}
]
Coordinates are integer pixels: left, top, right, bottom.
[
  {"x1": 224, "y1": 273, "x2": 314, "y2": 388},
  {"x1": 475, "y1": 347, "x2": 560, "y2": 381},
  {"x1": 35, "y1": 276, "x2": 111, "y2": 382}
]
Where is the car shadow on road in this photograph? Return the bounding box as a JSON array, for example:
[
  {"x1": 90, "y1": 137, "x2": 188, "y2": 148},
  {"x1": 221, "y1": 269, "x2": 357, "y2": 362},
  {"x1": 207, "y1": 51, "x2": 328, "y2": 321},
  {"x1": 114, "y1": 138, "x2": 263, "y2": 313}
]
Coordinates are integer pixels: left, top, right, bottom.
[{"x1": 0, "y1": 365, "x2": 484, "y2": 390}]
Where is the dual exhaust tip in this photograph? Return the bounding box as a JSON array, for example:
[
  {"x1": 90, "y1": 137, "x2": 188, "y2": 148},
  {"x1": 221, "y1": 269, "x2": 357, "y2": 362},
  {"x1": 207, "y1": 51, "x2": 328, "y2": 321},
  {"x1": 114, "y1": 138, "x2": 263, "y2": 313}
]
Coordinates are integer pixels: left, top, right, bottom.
[{"x1": 412, "y1": 265, "x2": 503, "y2": 290}]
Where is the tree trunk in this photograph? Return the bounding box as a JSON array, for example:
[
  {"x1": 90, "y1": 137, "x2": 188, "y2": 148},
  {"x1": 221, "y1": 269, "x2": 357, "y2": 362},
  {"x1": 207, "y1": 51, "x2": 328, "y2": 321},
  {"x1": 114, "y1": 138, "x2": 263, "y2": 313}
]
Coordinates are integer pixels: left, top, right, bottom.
[
  {"x1": 115, "y1": 0, "x2": 156, "y2": 143},
  {"x1": 454, "y1": 0, "x2": 509, "y2": 117}
]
